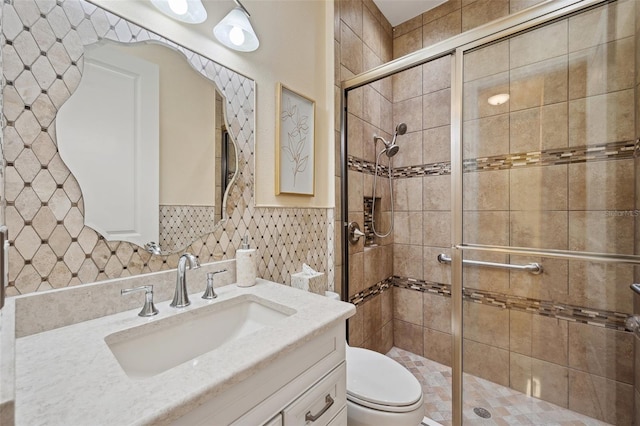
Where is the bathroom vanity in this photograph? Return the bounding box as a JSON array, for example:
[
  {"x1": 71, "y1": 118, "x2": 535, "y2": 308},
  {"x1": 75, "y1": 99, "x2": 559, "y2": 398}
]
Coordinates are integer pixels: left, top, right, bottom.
[{"x1": 12, "y1": 278, "x2": 354, "y2": 425}]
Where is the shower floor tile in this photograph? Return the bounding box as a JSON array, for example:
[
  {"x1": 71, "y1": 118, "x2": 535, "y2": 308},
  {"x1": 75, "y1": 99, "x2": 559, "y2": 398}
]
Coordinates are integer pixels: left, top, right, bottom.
[{"x1": 387, "y1": 347, "x2": 611, "y2": 426}]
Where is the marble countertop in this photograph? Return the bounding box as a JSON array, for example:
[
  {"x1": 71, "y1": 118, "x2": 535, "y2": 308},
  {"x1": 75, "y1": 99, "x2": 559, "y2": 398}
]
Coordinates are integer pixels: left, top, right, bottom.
[{"x1": 15, "y1": 280, "x2": 354, "y2": 425}]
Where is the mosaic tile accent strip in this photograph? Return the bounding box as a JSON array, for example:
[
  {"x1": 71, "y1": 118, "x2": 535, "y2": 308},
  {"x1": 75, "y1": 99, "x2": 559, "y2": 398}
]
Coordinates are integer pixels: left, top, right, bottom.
[
  {"x1": 348, "y1": 139, "x2": 636, "y2": 179},
  {"x1": 2, "y1": 0, "x2": 333, "y2": 295},
  {"x1": 348, "y1": 276, "x2": 393, "y2": 305},
  {"x1": 392, "y1": 276, "x2": 630, "y2": 332},
  {"x1": 388, "y1": 347, "x2": 610, "y2": 426},
  {"x1": 159, "y1": 205, "x2": 216, "y2": 253}
]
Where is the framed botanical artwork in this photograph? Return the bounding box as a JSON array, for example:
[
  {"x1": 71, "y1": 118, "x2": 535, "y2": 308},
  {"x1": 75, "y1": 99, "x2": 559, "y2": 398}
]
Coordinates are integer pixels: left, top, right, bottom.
[{"x1": 276, "y1": 83, "x2": 315, "y2": 196}]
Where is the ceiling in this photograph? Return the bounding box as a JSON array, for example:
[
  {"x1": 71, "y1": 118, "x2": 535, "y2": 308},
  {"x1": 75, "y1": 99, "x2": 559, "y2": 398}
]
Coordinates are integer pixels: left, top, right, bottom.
[{"x1": 372, "y1": 0, "x2": 448, "y2": 27}]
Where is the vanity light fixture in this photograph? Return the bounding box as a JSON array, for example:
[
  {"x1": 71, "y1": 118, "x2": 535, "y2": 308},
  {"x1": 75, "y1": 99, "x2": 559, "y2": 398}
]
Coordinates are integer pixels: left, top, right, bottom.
[
  {"x1": 150, "y1": 0, "x2": 207, "y2": 24},
  {"x1": 213, "y1": 0, "x2": 260, "y2": 52}
]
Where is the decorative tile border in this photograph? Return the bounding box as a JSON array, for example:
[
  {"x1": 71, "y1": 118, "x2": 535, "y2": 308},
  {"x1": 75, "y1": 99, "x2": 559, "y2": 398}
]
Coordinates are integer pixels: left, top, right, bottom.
[
  {"x1": 392, "y1": 276, "x2": 630, "y2": 331},
  {"x1": 348, "y1": 139, "x2": 637, "y2": 179},
  {"x1": 351, "y1": 276, "x2": 630, "y2": 332},
  {"x1": 349, "y1": 277, "x2": 393, "y2": 305}
]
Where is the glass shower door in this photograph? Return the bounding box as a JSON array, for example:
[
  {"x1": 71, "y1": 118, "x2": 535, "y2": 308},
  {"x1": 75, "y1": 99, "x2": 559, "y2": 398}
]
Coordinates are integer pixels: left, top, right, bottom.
[{"x1": 459, "y1": 1, "x2": 639, "y2": 424}]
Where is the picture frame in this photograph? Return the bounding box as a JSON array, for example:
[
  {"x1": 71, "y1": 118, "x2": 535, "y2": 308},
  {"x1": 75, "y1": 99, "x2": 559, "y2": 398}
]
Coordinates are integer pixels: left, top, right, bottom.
[{"x1": 276, "y1": 83, "x2": 315, "y2": 196}]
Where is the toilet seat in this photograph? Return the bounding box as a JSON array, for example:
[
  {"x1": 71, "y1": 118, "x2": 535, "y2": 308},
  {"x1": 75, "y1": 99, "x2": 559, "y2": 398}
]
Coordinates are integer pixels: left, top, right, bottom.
[{"x1": 346, "y1": 346, "x2": 423, "y2": 413}]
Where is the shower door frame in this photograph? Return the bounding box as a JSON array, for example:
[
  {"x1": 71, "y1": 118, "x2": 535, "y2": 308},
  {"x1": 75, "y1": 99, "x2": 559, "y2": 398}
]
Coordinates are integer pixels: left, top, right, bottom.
[{"x1": 341, "y1": 0, "x2": 640, "y2": 424}]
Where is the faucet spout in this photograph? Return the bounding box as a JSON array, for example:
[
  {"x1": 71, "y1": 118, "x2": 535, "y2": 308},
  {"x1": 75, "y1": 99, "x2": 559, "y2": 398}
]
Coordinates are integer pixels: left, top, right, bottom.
[{"x1": 171, "y1": 253, "x2": 200, "y2": 308}]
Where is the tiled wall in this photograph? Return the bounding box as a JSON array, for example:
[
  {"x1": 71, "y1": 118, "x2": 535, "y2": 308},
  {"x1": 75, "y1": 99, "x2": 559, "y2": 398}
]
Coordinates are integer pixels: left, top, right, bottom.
[
  {"x1": 382, "y1": 0, "x2": 637, "y2": 424},
  {"x1": 2, "y1": 0, "x2": 333, "y2": 296},
  {"x1": 334, "y1": 0, "x2": 395, "y2": 353}
]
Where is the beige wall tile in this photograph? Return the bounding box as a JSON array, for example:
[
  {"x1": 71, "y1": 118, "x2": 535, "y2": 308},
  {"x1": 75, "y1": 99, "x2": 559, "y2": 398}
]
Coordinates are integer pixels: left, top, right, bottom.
[
  {"x1": 568, "y1": 37, "x2": 634, "y2": 100},
  {"x1": 349, "y1": 251, "x2": 364, "y2": 296},
  {"x1": 509, "y1": 103, "x2": 568, "y2": 152},
  {"x1": 394, "y1": 211, "x2": 423, "y2": 246},
  {"x1": 531, "y1": 315, "x2": 568, "y2": 366},
  {"x1": 463, "y1": 301, "x2": 509, "y2": 349},
  {"x1": 424, "y1": 175, "x2": 451, "y2": 211},
  {"x1": 568, "y1": 260, "x2": 633, "y2": 314},
  {"x1": 463, "y1": 170, "x2": 509, "y2": 211},
  {"x1": 364, "y1": 245, "x2": 392, "y2": 287},
  {"x1": 381, "y1": 320, "x2": 394, "y2": 353},
  {"x1": 423, "y1": 10, "x2": 461, "y2": 48},
  {"x1": 394, "y1": 15, "x2": 422, "y2": 38},
  {"x1": 463, "y1": 211, "x2": 509, "y2": 246},
  {"x1": 464, "y1": 40, "x2": 509, "y2": 83},
  {"x1": 392, "y1": 130, "x2": 422, "y2": 167},
  {"x1": 510, "y1": 352, "x2": 532, "y2": 394},
  {"x1": 423, "y1": 88, "x2": 451, "y2": 130},
  {"x1": 394, "y1": 177, "x2": 423, "y2": 211},
  {"x1": 462, "y1": 0, "x2": 509, "y2": 32},
  {"x1": 348, "y1": 170, "x2": 363, "y2": 213},
  {"x1": 463, "y1": 72, "x2": 510, "y2": 121},
  {"x1": 423, "y1": 292, "x2": 451, "y2": 333},
  {"x1": 568, "y1": 0, "x2": 634, "y2": 52},
  {"x1": 340, "y1": 0, "x2": 363, "y2": 38},
  {"x1": 393, "y1": 96, "x2": 423, "y2": 135},
  {"x1": 510, "y1": 20, "x2": 567, "y2": 69},
  {"x1": 394, "y1": 286, "x2": 423, "y2": 325},
  {"x1": 393, "y1": 27, "x2": 422, "y2": 59},
  {"x1": 510, "y1": 165, "x2": 568, "y2": 211},
  {"x1": 394, "y1": 243, "x2": 424, "y2": 280},
  {"x1": 424, "y1": 211, "x2": 451, "y2": 247},
  {"x1": 392, "y1": 65, "x2": 422, "y2": 103},
  {"x1": 568, "y1": 211, "x2": 634, "y2": 254},
  {"x1": 423, "y1": 55, "x2": 452, "y2": 94},
  {"x1": 568, "y1": 322, "x2": 634, "y2": 384},
  {"x1": 363, "y1": 85, "x2": 381, "y2": 128},
  {"x1": 347, "y1": 83, "x2": 364, "y2": 118},
  {"x1": 381, "y1": 288, "x2": 393, "y2": 324},
  {"x1": 531, "y1": 358, "x2": 569, "y2": 408},
  {"x1": 510, "y1": 310, "x2": 532, "y2": 356},
  {"x1": 568, "y1": 160, "x2": 635, "y2": 211},
  {"x1": 509, "y1": 56, "x2": 568, "y2": 112},
  {"x1": 394, "y1": 319, "x2": 424, "y2": 355},
  {"x1": 347, "y1": 113, "x2": 364, "y2": 159},
  {"x1": 510, "y1": 211, "x2": 568, "y2": 250},
  {"x1": 340, "y1": 22, "x2": 363, "y2": 75},
  {"x1": 509, "y1": 256, "x2": 569, "y2": 302},
  {"x1": 463, "y1": 252, "x2": 510, "y2": 293},
  {"x1": 509, "y1": 0, "x2": 545, "y2": 13},
  {"x1": 423, "y1": 246, "x2": 452, "y2": 285},
  {"x1": 349, "y1": 303, "x2": 364, "y2": 346},
  {"x1": 568, "y1": 369, "x2": 634, "y2": 425},
  {"x1": 363, "y1": 293, "x2": 383, "y2": 342},
  {"x1": 424, "y1": 327, "x2": 452, "y2": 366},
  {"x1": 463, "y1": 339, "x2": 510, "y2": 386},
  {"x1": 362, "y1": 4, "x2": 381, "y2": 57},
  {"x1": 422, "y1": 0, "x2": 461, "y2": 25},
  {"x1": 568, "y1": 89, "x2": 634, "y2": 147},
  {"x1": 423, "y1": 126, "x2": 451, "y2": 164},
  {"x1": 462, "y1": 114, "x2": 509, "y2": 159}
]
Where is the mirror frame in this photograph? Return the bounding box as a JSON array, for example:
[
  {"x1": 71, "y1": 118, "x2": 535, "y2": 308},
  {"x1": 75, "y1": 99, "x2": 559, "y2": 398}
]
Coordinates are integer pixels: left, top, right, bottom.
[{"x1": 3, "y1": 0, "x2": 256, "y2": 291}]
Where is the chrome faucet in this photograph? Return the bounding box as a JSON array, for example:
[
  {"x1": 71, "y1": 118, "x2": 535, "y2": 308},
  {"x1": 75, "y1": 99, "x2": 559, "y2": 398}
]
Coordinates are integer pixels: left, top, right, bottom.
[{"x1": 171, "y1": 253, "x2": 200, "y2": 308}]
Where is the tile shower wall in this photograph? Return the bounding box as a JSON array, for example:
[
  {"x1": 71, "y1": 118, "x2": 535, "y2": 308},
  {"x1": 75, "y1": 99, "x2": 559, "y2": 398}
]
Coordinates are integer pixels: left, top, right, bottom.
[
  {"x1": 2, "y1": 0, "x2": 333, "y2": 296},
  {"x1": 334, "y1": 0, "x2": 395, "y2": 353},
  {"x1": 383, "y1": 0, "x2": 636, "y2": 424}
]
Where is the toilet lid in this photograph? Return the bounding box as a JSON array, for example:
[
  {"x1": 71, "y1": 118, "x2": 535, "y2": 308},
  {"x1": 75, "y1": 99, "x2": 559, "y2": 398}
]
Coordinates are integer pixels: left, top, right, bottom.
[{"x1": 346, "y1": 346, "x2": 422, "y2": 408}]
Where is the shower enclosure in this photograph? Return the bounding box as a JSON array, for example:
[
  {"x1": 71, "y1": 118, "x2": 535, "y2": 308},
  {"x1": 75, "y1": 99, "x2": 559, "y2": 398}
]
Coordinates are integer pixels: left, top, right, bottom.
[{"x1": 340, "y1": 0, "x2": 640, "y2": 424}]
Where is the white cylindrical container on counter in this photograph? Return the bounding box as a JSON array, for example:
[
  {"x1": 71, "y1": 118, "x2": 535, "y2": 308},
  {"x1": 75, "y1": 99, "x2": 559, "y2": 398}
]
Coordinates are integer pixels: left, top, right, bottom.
[{"x1": 236, "y1": 236, "x2": 256, "y2": 287}]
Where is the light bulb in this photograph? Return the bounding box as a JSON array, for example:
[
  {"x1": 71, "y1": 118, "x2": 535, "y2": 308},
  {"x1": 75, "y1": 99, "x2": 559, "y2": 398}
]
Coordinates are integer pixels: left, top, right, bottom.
[
  {"x1": 487, "y1": 93, "x2": 510, "y2": 106},
  {"x1": 229, "y1": 26, "x2": 245, "y2": 46},
  {"x1": 168, "y1": 0, "x2": 188, "y2": 15}
]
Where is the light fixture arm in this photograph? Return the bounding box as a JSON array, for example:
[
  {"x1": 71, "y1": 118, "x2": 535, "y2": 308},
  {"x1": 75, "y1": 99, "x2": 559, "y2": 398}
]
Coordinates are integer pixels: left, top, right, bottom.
[{"x1": 233, "y1": 0, "x2": 250, "y2": 16}]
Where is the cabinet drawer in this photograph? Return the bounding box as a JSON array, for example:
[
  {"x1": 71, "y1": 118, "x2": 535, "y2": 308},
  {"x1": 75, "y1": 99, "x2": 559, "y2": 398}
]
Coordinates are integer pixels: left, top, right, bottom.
[
  {"x1": 282, "y1": 363, "x2": 346, "y2": 426},
  {"x1": 264, "y1": 413, "x2": 283, "y2": 426},
  {"x1": 327, "y1": 407, "x2": 347, "y2": 426}
]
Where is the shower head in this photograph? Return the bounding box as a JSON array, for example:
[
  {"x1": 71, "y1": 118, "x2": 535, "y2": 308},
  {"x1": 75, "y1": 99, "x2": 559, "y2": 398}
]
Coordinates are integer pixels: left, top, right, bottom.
[
  {"x1": 384, "y1": 143, "x2": 400, "y2": 157},
  {"x1": 373, "y1": 122, "x2": 407, "y2": 158},
  {"x1": 396, "y1": 122, "x2": 407, "y2": 136}
]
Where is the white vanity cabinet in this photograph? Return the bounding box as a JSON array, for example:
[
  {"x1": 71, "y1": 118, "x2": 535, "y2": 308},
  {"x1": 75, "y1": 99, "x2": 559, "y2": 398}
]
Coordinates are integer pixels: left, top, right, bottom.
[{"x1": 173, "y1": 322, "x2": 347, "y2": 426}]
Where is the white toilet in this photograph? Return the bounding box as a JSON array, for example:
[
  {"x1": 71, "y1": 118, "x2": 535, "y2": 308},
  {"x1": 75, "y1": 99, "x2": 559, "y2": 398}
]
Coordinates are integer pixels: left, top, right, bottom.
[{"x1": 345, "y1": 345, "x2": 424, "y2": 426}]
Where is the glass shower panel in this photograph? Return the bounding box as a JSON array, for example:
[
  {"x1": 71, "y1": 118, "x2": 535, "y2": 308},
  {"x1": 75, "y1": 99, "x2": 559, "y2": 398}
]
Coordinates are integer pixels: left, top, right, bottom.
[{"x1": 461, "y1": 1, "x2": 637, "y2": 424}]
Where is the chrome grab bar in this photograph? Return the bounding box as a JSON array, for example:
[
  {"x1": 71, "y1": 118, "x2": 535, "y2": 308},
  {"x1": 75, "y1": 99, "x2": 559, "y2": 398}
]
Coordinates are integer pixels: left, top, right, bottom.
[
  {"x1": 437, "y1": 253, "x2": 543, "y2": 275},
  {"x1": 631, "y1": 283, "x2": 640, "y2": 296}
]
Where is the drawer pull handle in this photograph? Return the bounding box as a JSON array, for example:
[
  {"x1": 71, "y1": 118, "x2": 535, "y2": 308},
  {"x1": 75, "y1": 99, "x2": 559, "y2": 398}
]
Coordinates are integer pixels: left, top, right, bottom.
[{"x1": 305, "y1": 394, "x2": 334, "y2": 422}]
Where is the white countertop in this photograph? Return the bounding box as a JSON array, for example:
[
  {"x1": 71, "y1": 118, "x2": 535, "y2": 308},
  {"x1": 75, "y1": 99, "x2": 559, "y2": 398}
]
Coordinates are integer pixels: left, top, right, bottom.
[{"x1": 15, "y1": 280, "x2": 354, "y2": 426}]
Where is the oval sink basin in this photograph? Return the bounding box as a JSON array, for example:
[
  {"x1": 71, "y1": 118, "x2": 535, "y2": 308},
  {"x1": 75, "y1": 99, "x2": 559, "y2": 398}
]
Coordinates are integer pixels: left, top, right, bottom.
[{"x1": 105, "y1": 294, "x2": 295, "y2": 378}]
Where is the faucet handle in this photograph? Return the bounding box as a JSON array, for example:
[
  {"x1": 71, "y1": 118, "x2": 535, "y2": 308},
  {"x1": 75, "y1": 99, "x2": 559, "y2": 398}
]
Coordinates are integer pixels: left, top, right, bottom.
[
  {"x1": 121, "y1": 285, "x2": 159, "y2": 317},
  {"x1": 203, "y1": 269, "x2": 227, "y2": 300}
]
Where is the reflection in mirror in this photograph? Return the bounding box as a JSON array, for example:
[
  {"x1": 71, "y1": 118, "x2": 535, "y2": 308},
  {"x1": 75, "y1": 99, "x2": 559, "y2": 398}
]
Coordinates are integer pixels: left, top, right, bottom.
[{"x1": 56, "y1": 41, "x2": 237, "y2": 254}]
